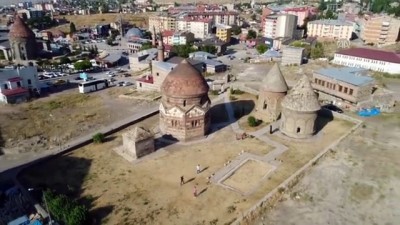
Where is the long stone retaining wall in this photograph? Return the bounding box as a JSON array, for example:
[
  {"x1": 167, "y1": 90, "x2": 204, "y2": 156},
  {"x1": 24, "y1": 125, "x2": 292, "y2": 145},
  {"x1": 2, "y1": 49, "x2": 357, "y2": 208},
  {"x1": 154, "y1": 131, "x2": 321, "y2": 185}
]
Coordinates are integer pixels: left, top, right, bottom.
[{"x1": 231, "y1": 111, "x2": 363, "y2": 225}]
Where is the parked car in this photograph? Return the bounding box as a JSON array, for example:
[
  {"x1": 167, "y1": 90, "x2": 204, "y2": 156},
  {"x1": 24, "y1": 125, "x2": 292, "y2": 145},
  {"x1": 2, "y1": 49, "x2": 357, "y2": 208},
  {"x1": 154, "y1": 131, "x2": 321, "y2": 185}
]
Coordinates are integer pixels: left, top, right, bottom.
[
  {"x1": 123, "y1": 81, "x2": 133, "y2": 87},
  {"x1": 117, "y1": 81, "x2": 124, "y2": 87},
  {"x1": 323, "y1": 104, "x2": 344, "y2": 113},
  {"x1": 108, "y1": 74, "x2": 116, "y2": 77},
  {"x1": 74, "y1": 76, "x2": 82, "y2": 80}
]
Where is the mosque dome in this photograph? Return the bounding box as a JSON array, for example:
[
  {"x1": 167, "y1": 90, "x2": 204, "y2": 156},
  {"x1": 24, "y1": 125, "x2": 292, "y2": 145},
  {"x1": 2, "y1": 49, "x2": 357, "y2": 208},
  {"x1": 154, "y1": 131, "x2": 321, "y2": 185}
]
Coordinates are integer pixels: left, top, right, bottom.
[
  {"x1": 161, "y1": 59, "x2": 209, "y2": 98},
  {"x1": 124, "y1": 27, "x2": 144, "y2": 39}
]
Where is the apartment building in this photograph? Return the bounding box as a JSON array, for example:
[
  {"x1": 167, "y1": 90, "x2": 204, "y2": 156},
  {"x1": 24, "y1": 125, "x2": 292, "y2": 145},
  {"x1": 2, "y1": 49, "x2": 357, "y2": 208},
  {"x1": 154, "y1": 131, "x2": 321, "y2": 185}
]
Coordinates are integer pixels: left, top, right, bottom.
[
  {"x1": 183, "y1": 11, "x2": 238, "y2": 26},
  {"x1": 360, "y1": 16, "x2": 400, "y2": 45},
  {"x1": 162, "y1": 30, "x2": 195, "y2": 45},
  {"x1": 148, "y1": 14, "x2": 177, "y2": 33},
  {"x1": 333, "y1": 48, "x2": 400, "y2": 74},
  {"x1": 312, "y1": 67, "x2": 374, "y2": 104},
  {"x1": 307, "y1": 19, "x2": 353, "y2": 40},
  {"x1": 177, "y1": 18, "x2": 212, "y2": 39},
  {"x1": 281, "y1": 6, "x2": 317, "y2": 26},
  {"x1": 263, "y1": 14, "x2": 298, "y2": 39},
  {"x1": 216, "y1": 24, "x2": 232, "y2": 42}
]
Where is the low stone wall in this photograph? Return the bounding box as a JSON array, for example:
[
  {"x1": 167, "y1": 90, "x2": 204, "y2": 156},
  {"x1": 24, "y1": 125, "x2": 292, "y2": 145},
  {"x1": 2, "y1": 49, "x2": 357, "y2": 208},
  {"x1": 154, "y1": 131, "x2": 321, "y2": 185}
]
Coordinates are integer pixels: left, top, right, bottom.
[
  {"x1": 232, "y1": 112, "x2": 363, "y2": 225},
  {"x1": 230, "y1": 83, "x2": 259, "y2": 96}
]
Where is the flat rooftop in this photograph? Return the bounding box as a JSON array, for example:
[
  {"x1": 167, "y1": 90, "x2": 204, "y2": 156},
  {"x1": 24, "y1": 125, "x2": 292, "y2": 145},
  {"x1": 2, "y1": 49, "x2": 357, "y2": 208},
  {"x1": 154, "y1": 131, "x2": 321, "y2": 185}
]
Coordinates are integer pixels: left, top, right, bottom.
[{"x1": 316, "y1": 67, "x2": 374, "y2": 86}]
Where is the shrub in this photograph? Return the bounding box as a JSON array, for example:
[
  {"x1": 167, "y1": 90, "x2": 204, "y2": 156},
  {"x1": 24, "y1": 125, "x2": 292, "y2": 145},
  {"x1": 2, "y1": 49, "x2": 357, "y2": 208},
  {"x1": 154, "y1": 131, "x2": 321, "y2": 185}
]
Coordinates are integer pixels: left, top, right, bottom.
[
  {"x1": 227, "y1": 205, "x2": 236, "y2": 213},
  {"x1": 92, "y1": 132, "x2": 105, "y2": 143},
  {"x1": 229, "y1": 95, "x2": 237, "y2": 101},
  {"x1": 247, "y1": 116, "x2": 260, "y2": 127},
  {"x1": 211, "y1": 90, "x2": 219, "y2": 95},
  {"x1": 230, "y1": 89, "x2": 244, "y2": 95}
]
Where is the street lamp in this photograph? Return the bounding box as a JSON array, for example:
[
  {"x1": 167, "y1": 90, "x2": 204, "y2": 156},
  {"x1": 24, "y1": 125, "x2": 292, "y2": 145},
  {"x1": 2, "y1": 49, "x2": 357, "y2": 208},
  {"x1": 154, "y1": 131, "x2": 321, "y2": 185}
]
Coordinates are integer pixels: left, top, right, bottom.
[{"x1": 28, "y1": 188, "x2": 53, "y2": 225}]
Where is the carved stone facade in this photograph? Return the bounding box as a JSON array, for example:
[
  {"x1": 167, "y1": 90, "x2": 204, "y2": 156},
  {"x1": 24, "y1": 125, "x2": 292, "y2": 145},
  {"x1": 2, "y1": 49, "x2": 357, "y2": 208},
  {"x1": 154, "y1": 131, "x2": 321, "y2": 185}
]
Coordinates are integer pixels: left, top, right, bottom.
[
  {"x1": 256, "y1": 63, "x2": 288, "y2": 123},
  {"x1": 122, "y1": 126, "x2": 155, "y2": 159},
  {"x1": 159, "y1": 59, "x2": 211, "y2": 141},
  {"x1": 280, "y1": 75, "x2": 321, "y2": 139},
  {"x1": 9, "y1": 16, "x2": 37, "y2": 62}
]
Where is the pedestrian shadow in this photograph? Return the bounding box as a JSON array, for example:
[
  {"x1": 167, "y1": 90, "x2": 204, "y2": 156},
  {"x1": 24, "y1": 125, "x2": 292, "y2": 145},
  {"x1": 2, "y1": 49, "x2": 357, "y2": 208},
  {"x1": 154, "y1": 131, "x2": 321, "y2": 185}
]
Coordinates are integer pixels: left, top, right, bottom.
[
  {"x1": 184, "y1": 177, "x2": 195, "y2": 184},
  {"x1": 198, "y1": 187, "x2": 208, "y2": 196},
  {"x1": 200, "y1": 166, "x2": 209, "y2": 173}
]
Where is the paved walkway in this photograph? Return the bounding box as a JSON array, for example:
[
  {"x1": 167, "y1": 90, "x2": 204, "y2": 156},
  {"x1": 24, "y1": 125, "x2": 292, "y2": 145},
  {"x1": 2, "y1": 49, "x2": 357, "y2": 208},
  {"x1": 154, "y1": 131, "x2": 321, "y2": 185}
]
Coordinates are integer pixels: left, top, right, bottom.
[{"x1": 210, "y1": 92, "x2": 289, "y2": 195}]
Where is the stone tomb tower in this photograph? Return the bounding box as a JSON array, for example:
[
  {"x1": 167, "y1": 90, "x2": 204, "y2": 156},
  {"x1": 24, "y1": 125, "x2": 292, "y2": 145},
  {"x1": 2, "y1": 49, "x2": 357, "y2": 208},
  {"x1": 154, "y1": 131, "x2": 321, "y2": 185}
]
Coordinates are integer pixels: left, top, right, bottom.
[
  {"x1": 256, "y1": 63, "x2": 288, "y2": 122},
  {"x1": 8, "y1": 15, "x2": 37, "y2": 62},
  {"x1": 159, "y1": 59, "x2": 211, "y2": 141},
  {"x1": 122, "y1": 126, "x2": 155, "y2": 159},
  {"x1": 280, "y1": 75, "x2": 321, "y2": 139}
]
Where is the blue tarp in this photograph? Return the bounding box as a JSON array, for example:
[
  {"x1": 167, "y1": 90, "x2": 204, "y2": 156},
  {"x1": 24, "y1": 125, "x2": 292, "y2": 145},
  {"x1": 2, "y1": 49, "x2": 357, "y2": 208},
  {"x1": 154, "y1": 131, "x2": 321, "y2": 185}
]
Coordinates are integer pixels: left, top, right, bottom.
[
  {"x1": 29, "y1": 220, "x2": 43, "y2": 225},
  {"x1": 358, "y1": 108, "x2": 381, "y2": 117}
]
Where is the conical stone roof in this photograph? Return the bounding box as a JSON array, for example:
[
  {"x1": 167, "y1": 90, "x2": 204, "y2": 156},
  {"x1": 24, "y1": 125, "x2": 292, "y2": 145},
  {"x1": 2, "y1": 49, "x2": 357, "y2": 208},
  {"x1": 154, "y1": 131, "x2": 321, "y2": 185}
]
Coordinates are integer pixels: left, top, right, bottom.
[
  {"x1": 161, "y1": 59, "x2": 209, "y2": 98},
  {"x1": 129, "y1": 126, "x2": 153, "y2": 142},
  {"x1": 260, "y1": 63, "x2": 288, "y2": 93},
  {"x1": 281, "y1": 75, "x2": 320, "y2": 112},
  {"x1": 9, "y1": 15, "x2": 35, "y2": 39}
]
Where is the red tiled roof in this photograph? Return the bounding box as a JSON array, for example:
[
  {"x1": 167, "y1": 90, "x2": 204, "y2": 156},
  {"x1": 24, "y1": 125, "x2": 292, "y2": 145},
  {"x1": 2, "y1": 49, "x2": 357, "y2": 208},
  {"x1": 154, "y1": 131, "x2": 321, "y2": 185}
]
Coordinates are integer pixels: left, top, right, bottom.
[
  {"x1": 1, "y1": 88, "x2": 28, "y2": 97},
  {"x1": 136, "y1": 75, "x2": 153, "y2": 84},
  {"x1": 336, "y1": 48, "x2": 400, "y2": 64},
  {"x1": 162, "y1": 30, "x2": 174, "y2": 37}
]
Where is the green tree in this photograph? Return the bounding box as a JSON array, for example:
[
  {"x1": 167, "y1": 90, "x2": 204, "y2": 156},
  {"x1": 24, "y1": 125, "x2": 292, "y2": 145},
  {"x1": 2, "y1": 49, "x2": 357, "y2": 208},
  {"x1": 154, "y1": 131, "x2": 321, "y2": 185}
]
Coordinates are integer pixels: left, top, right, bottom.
[
  {"x1": 140, "y1": 42, "x2": 153, "y2": 51},
  {"x1": 318, "y1": 0, "x2": 327, "y2": 11},
  {"x1": 199, "y1": 45, "x2": 217, "y2": 55},
  {"x1": 171, "y1": 44, "x2": 196, "y2": 58},
  {"x1": 70, "y1": 22, "x2": 77, "y2": 34},
  {"x1": 324, "y1": 9, "x2": 337, "y2": 19},
  {"x1": 231, "y1": 25, "x2": 242, "y2": 35},
  {"x1": 246, "y1": 30, "x2": 257, "y2": 39},
  {"x1": 256, "y1": 43, "x2": 268, "y2": 54},
  {"x1": 60, "y1": 57, "x2": 71, "y2": 65},
  {"x1": 251, "y1": 14, "x2": 257, "y2": 21},
  {"x1": 93, "y1": 132, "x2": 105, "y2": 143},
  {"x1": 74, "y1": 60, "x2": 92, "y2": 71},
  {"x1": 44, "y1": 190, "x2": 88, "y2": 225},
  {"x1": 310, "y1": 42, "x2": 325, "y2": 59},
  {"x1": 247, "y1": 116, "x2": 260, "y2": 127}
]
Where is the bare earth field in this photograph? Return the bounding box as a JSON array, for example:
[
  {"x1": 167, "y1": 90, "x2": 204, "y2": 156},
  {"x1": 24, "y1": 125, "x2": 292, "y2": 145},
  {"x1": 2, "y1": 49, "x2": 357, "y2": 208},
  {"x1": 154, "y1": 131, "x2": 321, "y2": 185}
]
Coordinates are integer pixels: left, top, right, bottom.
[
  {"x1": 253, "y1": 113, "x2": 400, "y2": 225},
  {"x1": 0, "y1": 87, "x2": 157, "y2": 155},
  {"x1": 19, "y1": 110, "x2": 353, "y2": 225}
]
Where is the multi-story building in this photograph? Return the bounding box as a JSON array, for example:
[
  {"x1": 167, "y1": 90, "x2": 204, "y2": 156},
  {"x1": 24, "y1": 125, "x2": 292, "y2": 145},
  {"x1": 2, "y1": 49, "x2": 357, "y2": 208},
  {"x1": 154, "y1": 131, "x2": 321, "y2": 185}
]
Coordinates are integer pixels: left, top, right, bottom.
[
  {"x1": 281, "y1": 6, "x2": 317, "y2": 26},
  {"x1": 281, "y1": 46, "x2": 304, "y2": 66},
  {"x1": 263, "y1": 14, "x2": 298, "y2": 39},
  {"x1": 0, "y1": 66, "x2": 40, "y2": 104},
  {"x1": 360, "y1": 15, "x2": 400, "y2": 46},
  {"x1": 312, "y1": 67, "x2": 374, "y2": 104},
  {"x1": 307, "y1": 19, "x2": 353, "y2": 40},
  {"x1": 333, "y1": 48, "x2": 400, "y2": 74},
  {"x1": 162, "y1": 30, "x2": 194, "y2": 45},
  {"x1": 127, "y1": 39, "x2": 151, "y2": 54},
  {"x1": 182, "y1": 11, "x2": 238, "y2": 26},
  {"x1": 148, "y1": 14, "x2": 177, "y2": 34},
  {"x1": 215, "y1": 24, "x2": 231, "y2": 42},
  {"x1": 177, "y1": 18, "x2": 212, "y2": 39},
  {"x1": 17, "y1": 8, "x2": 45, "y2": 19}
]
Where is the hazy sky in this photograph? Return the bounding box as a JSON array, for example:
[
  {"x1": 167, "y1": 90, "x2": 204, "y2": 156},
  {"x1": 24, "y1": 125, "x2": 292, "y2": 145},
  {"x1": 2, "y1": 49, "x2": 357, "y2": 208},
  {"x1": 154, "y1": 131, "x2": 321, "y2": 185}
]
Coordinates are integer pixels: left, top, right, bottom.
[{"x1": 1, "y1": 0, "x2": 44, "y2": 6}]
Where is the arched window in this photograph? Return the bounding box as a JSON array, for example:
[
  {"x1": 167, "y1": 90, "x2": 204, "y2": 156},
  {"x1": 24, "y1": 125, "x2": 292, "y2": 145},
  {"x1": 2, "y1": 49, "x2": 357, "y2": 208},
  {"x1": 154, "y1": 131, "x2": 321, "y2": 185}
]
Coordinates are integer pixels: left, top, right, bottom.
[
  {"x1": 297, "y1": 127, "x2": 301, "y2": 133},
  {"x1": 263, "y1": 101, "x2": 267, "y2": 110},
  {"x1": 183, "y1": 100, "x2": 186, "y2": 107}
]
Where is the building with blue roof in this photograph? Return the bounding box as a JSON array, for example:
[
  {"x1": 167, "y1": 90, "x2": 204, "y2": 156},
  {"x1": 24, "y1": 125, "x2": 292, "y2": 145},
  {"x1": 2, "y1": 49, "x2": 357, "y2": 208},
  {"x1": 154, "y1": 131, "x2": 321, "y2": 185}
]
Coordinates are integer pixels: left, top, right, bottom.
[{"x1": 312, "y1": 67, "x2": 375, "y2": 104}]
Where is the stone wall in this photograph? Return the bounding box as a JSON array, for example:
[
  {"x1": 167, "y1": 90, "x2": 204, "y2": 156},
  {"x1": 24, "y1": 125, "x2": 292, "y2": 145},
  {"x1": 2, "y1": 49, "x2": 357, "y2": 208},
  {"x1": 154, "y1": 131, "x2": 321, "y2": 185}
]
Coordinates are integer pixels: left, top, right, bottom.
[
  {"x1": 280, "y1": 108, "x2": 318, "y2": 139},
  {"x1": 134, "y1": 138, "x2": 155, "y2": 159},
  {"x1": 256, "y1": 91, "x2": 286, "y2": 123}
]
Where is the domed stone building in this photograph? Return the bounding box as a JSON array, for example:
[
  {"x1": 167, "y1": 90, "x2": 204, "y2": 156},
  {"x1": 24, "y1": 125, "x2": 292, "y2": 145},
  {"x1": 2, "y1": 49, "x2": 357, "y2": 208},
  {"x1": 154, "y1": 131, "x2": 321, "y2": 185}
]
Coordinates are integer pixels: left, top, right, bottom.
[
  {"x1": 8, "y1": 15, "x2": 37, "y2": 61},
  {"x1": 280, "y1": 75, "x2": 321, "y2": 139},
  {"x1": 159, "y1": 59, "x2": 211, "y2": 141},
  {"x1": 255, "y1": 63, "x2": 288, "y2": 123},
  {"x1": 124, "y1": 27, "x2": 144, "y2": 40}
]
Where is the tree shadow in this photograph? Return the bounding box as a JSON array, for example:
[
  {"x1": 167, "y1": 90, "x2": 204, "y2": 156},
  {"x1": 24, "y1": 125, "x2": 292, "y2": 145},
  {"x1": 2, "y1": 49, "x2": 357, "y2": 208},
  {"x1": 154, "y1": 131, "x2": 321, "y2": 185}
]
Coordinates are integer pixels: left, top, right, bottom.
[
  {"x1": 315, "y1": 109, "x2": 334, "y2": 133},
  {"x1": 17, "y1": 154, "x2": 114, "y2": 224},
  {"x1": 38, "y1": 82, "x2": 79, "y2": 98}
]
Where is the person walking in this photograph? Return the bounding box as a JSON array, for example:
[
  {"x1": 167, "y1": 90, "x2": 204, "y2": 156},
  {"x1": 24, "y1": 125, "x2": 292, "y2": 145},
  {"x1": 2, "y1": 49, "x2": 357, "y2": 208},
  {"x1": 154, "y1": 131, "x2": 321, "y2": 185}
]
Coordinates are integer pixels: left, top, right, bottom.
[
  {"x1": 180, "y1": 176, "x2": 185, "y2": 185},
  {"x1": 196, "y1": 164, "x2": 201, "y2": 174},
  {"x1": 193, "y1": 186, "x2": 197, "y2": 198}
]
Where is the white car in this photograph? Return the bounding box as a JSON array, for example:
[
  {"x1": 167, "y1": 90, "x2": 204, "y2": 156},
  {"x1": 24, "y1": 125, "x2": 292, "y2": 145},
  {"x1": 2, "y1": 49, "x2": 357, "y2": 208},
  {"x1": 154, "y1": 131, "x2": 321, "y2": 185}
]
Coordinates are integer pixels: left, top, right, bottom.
[
  {"x1": 108, "y1": 74, "x2": 115, "y2": 77},
  {"x1": 123, "y1": 82, "x2": 133, "y2": 86}
]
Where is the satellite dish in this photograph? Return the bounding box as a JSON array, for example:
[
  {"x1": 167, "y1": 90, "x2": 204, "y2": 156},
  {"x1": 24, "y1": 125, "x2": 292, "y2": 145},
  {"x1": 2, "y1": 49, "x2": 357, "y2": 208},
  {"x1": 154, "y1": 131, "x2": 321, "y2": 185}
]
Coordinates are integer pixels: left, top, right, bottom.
[{"x1": 337, "y1": 39, "x2": 350, "y2": 49}]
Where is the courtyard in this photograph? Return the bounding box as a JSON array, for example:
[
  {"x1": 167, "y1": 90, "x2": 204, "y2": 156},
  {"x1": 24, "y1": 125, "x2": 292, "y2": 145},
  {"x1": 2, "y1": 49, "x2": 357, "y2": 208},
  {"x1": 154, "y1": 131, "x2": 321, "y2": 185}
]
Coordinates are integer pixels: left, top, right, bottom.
[{"x1": 18, "y1": 105, "x2": 354, "y2": 225}]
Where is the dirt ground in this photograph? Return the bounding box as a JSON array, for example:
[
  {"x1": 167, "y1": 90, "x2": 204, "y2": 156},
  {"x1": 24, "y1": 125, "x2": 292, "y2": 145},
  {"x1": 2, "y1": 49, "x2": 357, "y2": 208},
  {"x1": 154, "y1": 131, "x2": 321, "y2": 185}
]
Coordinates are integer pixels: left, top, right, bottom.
[
  {"x1": 0, "y1": 87, "x2": 157, "y2": 155},
  {"x1": 253, "y1": 113, "x2": 400, "y2": 225},
  {"x1": 19, "y1": 110, "x2": 353, "y2": 225}
]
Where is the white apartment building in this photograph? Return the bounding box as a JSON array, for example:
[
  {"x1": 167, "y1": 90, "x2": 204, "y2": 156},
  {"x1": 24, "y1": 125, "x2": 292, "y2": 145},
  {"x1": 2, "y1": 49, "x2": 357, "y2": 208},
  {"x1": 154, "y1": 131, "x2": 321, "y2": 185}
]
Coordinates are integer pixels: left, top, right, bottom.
[
  {"x1": 0, "y1": 66, "x2": 40, "y2": 104},
  {"x1": 307, "y1": 19, "x2": 354, "y2": 40},
  {"x1": 263, "y1": 14, "x2": 298, "y2": 39},
  {"x1": 149, "y1": 14, "x2": 177, "y2": 33},
  {"x1": 162, "y1": 31, "x2": 195, "y2": 45},
  {"x1": 177, "y1": 18, "x2": 212, "y2": 39},
  {"x1": 333, "y1": 48, "x2": 400, "y2": 74},
  {"x1": 360, "y1": 15, "x2": 400, "y2": 46}
]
